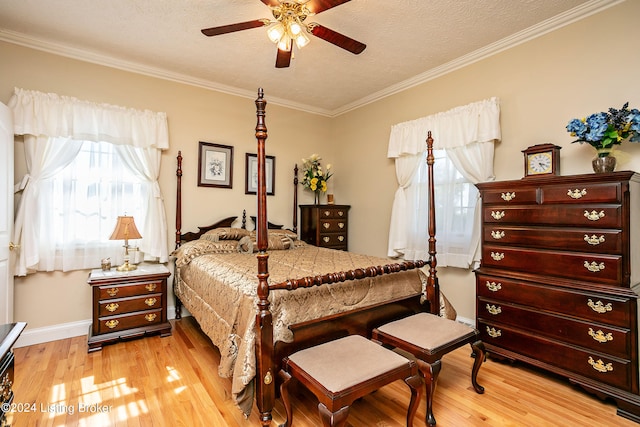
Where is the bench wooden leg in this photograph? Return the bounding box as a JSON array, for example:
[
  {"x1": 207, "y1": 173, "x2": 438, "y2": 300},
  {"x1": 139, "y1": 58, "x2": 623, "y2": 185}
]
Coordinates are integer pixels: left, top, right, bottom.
[
  {"x1": 278, "y1": 370, "x2": 293, "y2": 427},
  {"x1": 405, "y1": 373, "x2": 423, "y2": 427},
  {"x1": 318, "y1": 403, "x2": 350, "y2": 427},
  {"x1": 470, "y1": 340, "x2": 486, "y2": 394},
  {"x1": 417, "y1": 359, "x2": 441, "y2": 427}
]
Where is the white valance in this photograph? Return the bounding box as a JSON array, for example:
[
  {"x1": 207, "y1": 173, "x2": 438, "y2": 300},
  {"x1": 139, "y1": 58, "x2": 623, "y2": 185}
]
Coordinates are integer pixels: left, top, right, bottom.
[
  {"x1": 387, "y1": 97, "x2": 501, "y2": 158},
  {"x1": 8, "y1": 87, "x2": 169, "y2": 149}
]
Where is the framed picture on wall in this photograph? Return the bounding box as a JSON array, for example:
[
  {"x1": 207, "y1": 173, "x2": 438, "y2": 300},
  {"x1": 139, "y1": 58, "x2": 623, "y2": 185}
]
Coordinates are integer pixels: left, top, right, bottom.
[
  {"x1": 245, "y1": 153, "x2": 275, "y2": 195},
  {"x1": 198, "y1": 141, "x2": 233, "y2": 188}
]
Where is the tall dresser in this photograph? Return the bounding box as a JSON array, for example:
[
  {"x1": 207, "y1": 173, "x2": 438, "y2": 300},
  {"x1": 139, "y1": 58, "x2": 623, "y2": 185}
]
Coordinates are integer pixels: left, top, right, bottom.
[
  {"x1": 299, "y1": 204, "x2": 350, "y2": 251},
  {"x1": 475, "y1": 171, "x2": 640, "y2": 421}
]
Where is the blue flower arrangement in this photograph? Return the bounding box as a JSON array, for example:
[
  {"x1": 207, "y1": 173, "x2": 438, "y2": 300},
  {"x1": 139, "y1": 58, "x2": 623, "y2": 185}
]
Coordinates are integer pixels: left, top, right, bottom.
[{"x1": 566, "y1": 102, "x2": 640, "y2": 153}]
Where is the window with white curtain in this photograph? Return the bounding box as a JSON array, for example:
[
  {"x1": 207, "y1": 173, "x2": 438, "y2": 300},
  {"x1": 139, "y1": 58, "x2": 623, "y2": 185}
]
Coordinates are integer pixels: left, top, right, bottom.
[
  {"x1": 404, "y1": 150, "x2": 478, "y2": 266},
  {"x1": 48, "y1": 139, "x2": 147, "y2": 269}
]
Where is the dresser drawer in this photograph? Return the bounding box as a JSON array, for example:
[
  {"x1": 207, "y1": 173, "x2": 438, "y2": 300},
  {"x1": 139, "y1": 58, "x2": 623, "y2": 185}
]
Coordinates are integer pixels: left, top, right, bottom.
[
  {"x1": 319, "y1": 233, "x2": 347, "y2": 249},
  {"x1": 483, "y1": 205, "x2": 622, "y2": 228},
  {"x1": 480, "y1": 187, "x2": 538, "y2": 205},
  {"x1": 98, "y1": 309, "x2": 163, "y2": 334},
  {"x1": 98, "y1": 293, "x2": 163, "y2": 316},
  {"x1": 478, "y1": 298, "x2": 631, "y2": 359},
  {"x1": 482, "y1": 245, "x2": 622, "y2": 284},
  {"x1": 98, "y1": 280, "x2": 163, "y2": 299},
  {"x1": 541, "y1": 182, "x2": 622, "y2": 204},
  {"x1": 318, "y1": 219, "x2": 348, "y2": 233},
  {"x1": 476, "y1": 274, "x2": 632, "y2": 327},
  {"x1": 479, "y1": 320, "x2": 633, "y2": 391},
  {"x1": 319, "y1": 207, "x2": 349, "y2": 219},
  {"x1": 483, "y1": 226, "x2": 623, "y2": 253}
]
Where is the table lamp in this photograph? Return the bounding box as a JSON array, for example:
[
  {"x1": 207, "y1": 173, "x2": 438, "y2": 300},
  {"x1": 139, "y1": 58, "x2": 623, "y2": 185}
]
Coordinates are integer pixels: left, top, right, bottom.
[{"x1": 109, "y1": 215, "x2": 142, "y2": 271}]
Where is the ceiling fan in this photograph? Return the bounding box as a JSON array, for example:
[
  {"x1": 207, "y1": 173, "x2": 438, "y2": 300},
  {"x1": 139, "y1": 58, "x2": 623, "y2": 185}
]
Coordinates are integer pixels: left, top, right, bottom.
[{"x1": 201, "y1": 0, "x2": 366, "y2": 68}]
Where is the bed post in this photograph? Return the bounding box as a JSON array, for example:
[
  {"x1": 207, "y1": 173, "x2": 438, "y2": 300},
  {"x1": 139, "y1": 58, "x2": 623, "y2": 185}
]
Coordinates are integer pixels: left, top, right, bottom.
[
  {"x1": 425, "y1": 131, "x2": 441, "y2": 314},
  {"x1": 175, "y1": 151, "x2": 183, "y2": 250},
  {"x1": 293, "y1": 164, "x2": 298, "y2": 233},
  {"x1": 254, "y1": 88, "x2": 275, "y2": 426}
]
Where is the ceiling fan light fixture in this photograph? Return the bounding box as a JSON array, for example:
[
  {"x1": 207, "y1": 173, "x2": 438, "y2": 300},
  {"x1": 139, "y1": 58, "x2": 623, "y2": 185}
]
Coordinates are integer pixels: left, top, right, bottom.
[
  {"x1": 277, "y1": 34, "x2": 292, "y2": 52},
  {"x1": 294, "y1": 30, "x2": 310, "y2": 49},
  {"x1": 267, "y1": 22, "x2": 285, "y2": 43}
]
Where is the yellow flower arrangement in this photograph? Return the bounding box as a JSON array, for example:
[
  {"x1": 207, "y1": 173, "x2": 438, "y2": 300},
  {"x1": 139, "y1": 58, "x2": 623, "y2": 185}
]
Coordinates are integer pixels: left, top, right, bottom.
[{"x1": 301, "y1": 154, "x2": 332, "y2": 195}]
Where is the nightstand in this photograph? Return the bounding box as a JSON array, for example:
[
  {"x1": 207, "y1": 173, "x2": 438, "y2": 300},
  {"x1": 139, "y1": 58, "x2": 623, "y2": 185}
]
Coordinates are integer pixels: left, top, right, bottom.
[
  {"x1": 299, "y1": 204, "x2": 350, "y2": 251},
  {"x1": 87, "y1": 263, "x2": 171, "y2": 352}
]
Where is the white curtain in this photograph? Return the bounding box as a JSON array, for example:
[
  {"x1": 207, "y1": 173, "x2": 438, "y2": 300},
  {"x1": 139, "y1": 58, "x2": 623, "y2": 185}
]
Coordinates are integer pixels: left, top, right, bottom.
[
  {"x1": 9, "y1": 88, "x2": 170, "y2": 276},
  {"x1": 387, "y1": 97, "x2": 501, "y2": 266}
]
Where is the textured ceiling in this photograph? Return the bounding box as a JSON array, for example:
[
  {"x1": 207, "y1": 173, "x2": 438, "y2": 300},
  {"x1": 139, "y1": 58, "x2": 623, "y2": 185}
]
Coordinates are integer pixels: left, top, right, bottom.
[{"x1": 0, "y1": 0, "x2": 615, "y2": 116}]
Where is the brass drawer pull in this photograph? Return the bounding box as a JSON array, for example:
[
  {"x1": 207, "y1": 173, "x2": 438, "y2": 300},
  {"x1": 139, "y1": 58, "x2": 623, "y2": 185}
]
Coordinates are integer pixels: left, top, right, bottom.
[
  {"x1": 338, "y1": 236, "x2": 344, "y2": 242},
  {"x1": 105, "y1": 303, "x2": 119, "y2": 312},
  {"x1": 486, "y1": 304, "x2": 502, "y2": 315},
  {"x1": 145, "y1": 313, "x2": 157, "y2": 322},
  {"x1": 485, "y1": 281, "x2": 502, "y2": 292},
  {"x1": 587, "y1": 299, "x2": 612, "y2": 314},
  {"x1": 145, "y1": 283, "x2": 157, "y2": 292},
  {"x1": 490, "y1": 252, "x2": 504, "y2": 261},
  {"x1": 323, "y1": 222, "x2": 330, "y2": 229},
  {"x1": 105, "y1": 319, "x2": 119, "y2": 329},
  {"x1": 491, "y1": 230, "x2": 505, "y2": 239},
  {"x1": 106, "y1": 288, "x2": 119, "y2": 297},
  {"x1": 338, "y1": 211, "x2": 344, "y2": 216},
  {"x1": 584, "y1": 261, "x2": 605, "y2": 272},
  {"x1": 490, "y1": 211, "x2": 505, "y2": 220},
  {"x1": 323, "y1": 210, "x2": 331, "y2": 217},
  {"x1": 500, "y1": 192, "x2": 516, "y2": 201},
  {"x1": 584, "y1": 210, "x2": 605, "y2": 221},
  {"x1": 588, "y1": 327, "x2": 613, "y2": 343},
  {"x1": 145, "y1": 298, "x2": 157, "y2": 307},
  {"x1": 588, "y1": 356, "x2": 613, "y2": 373},
  {"x1": 338, "y1": 222, "x2": 345, "y2": 229},
  {"x1": 486, "y1": 326, "x2": 502, "y2": 338},
  {"x1": 584, "y1": 234, "x2": 605, "y2": 246},
  {"x1": 568, "y1": 188, "x2": 587, "y2": 199},
  {"x1": 323, "y1": 237, "x2": 330, "y2": 243}
]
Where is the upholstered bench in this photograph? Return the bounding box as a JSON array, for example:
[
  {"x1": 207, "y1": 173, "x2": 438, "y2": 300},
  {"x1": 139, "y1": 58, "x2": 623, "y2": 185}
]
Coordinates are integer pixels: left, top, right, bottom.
[
  {"x1": 278, "y1": 334, "x2": 423, "y2": 427},
  {"x1": 372, "y1": 312, "x2": 485, "y2": 426}
]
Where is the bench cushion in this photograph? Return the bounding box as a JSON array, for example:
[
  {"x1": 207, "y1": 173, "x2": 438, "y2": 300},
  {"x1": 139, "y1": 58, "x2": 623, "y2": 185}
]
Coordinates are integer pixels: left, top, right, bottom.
[
  {"x1": 376, "y1": 313, "x2": 476, "y2": 350},
  {"x1": 287, "y1": 335, "x2": 409, "y2": 393}
]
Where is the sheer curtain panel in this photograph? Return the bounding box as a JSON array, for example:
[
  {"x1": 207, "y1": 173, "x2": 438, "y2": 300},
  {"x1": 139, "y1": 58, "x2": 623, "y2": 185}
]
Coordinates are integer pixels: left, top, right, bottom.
[
  {"x1": 9, "y1": 88, "x2": 170, "y2": 276},
  {"x1": 387, "y1": 97, "x2": 501, "y2": 267}
]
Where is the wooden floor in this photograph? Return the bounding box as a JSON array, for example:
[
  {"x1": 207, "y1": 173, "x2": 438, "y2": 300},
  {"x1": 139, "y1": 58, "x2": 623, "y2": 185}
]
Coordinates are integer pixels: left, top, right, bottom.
[{"x1": 9, "y1": 316, "x2": 638, "y2": 426}]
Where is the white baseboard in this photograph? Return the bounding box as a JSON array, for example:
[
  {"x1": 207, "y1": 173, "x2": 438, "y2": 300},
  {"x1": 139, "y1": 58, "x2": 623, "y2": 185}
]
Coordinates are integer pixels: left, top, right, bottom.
[
  {"x1": 14, "y1": 305, "x2": 187, "y2": 348},
  {"x1": 456, "y1": 315, "x2": 475, "y2": 328}
]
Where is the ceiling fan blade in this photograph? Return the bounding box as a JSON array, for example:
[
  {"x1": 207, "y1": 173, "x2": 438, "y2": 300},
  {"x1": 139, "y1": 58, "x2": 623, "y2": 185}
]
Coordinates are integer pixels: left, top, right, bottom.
[
  {"x1": 309, "y1": 23, "x2": 366, "y2": 54},
  {"x1": 275, "y1": 48, "x2": 292, "y2": 68},
  {"x1": 201, "y1": 20, "x2": 267, "y2": 37},
  {"x1": 306, "y1": 0, "x2": 352, "y2": 14},
  {"x1": 259, "y1": 0, "x2": 281, "y2": 7}
]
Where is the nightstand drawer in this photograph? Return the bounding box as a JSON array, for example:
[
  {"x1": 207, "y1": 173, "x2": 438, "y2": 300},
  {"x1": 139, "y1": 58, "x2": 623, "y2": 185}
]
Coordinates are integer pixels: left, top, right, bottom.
[
  {"x1": 319, "y1": 207, "x2": 349, "y2": 219},
  {"x1": 319, "y1": 233, "x2": 347, "y2": 249},
  {"x1": 98, "y1": 294, "x2": 162, "y2": 316},
  {"x1": 98, "y1": 280, "x2": 163, "y2": 299},
  {"x1": 98, "y1": 309, "x2": 163, "y2": 334},
  {"x1": 319, "y1": 219, "x2": 347, "y2": 233}
]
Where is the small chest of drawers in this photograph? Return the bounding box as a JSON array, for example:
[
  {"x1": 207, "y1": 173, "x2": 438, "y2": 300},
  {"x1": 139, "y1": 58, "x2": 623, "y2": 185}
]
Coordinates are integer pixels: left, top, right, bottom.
[
  {"x1": 0, "y1": 322, "x2": 26, "y2": 427},
  {"x1": 87, "y1": 263, "x2": 171, "y2": 352},
  {"x1": 475, "y1": 171, "x2": 640, "y2": 421},
  {"x1": 299, "y1": 204, "x2": 350, "y2": 251}
]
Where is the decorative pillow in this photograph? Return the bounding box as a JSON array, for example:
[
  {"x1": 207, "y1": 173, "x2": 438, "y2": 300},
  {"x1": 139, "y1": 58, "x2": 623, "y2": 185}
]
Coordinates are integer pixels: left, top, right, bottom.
[
  {"x1": 238, "y1": 234, "x2": 295, "y2": 253},
  {"x1": 201, "y1": 227, "x2": 250, "y2": 242},
  {"x1": 266, "y1": 229, "x2": 298, "y2": 241},
  {"x1": 171, "y1": 239, "x2": 239, "y2": 267}
]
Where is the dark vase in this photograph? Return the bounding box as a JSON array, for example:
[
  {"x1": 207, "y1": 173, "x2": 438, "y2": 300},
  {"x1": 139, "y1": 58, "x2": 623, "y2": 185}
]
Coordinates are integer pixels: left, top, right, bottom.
[{"x1": 592, "y1": 148, "x2": 616, "y2": 173}]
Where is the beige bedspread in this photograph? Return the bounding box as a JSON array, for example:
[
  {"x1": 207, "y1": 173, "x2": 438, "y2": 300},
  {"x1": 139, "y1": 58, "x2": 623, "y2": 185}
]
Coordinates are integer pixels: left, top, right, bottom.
[{"x1": 173, "y1": 237, "x2": 429, "y2": 415}]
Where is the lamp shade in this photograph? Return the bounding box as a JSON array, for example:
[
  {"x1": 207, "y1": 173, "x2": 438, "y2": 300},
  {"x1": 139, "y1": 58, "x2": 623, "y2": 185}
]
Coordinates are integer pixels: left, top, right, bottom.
[{"x1": 109, "y1": 216, "x2": 142, "y2": 241}]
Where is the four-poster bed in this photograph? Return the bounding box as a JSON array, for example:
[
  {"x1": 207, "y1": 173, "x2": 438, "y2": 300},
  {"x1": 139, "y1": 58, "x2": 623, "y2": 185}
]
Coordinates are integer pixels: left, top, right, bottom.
[{"x1": 172, "y1": 88, "x2": 442, "y2": 425}]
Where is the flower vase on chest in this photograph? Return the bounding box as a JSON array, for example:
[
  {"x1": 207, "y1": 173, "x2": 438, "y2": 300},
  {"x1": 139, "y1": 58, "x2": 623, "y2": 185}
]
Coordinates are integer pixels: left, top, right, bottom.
[
  {"x1": 302, "y1": 154, "x2": 332, "y2": 206},
  {"x1": 592, "y1": 148, "x2": 616, "y2": 173}
]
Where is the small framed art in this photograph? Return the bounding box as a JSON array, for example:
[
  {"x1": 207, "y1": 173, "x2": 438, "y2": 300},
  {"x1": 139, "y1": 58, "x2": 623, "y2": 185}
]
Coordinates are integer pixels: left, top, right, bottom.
[
  {"x1": 245, "y1": 153, "x2": 275, "y2": 195},
  {"x1": 198, "y1": 142, "x2": 233, "y2": 188}
]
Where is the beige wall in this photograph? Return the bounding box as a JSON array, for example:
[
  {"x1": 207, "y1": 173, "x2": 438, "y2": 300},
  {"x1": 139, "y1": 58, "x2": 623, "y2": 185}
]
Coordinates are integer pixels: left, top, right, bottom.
[{"x1": 2, "y1": 0, "x2": 640, "y2": 333}]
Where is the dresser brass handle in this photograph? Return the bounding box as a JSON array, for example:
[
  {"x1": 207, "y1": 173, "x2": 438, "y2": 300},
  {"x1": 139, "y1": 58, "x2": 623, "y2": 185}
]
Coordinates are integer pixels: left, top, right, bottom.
[
  {"x1": 500, "y1": 192, "x2": 516, "y2": 201},
  {"x1": 338, "y1": 211, "x2": 344, "y2": 216},
  {"x1": 105, "y1": 303, "x2": 119, "y2": 312},
  {"x1": 490, "y1": 252, "x2": 504, "y2": 261},
  {"x1": 584, "y1": 210, "x2": 605, "y2": 221},
  {"x1": 490, "y1": 211, "x2": 505, "y2": 220},
  {"x1": 485, "y1": 281, "x2": 502, "y2": 292},
  {"x1": 588, "y1": 327, "x2": 613, "y2": 343},
  {"x1": 486, "y1": 304, "x2": 502, "y2": 315},
  {"x1": 486, "y1": 326, "x2": 502, "y2": 338},
  {"x1": 323, "y1": 211, "x2": 331, "y2": 217},
  {"x1": 588, "y1": 356, "x2": 613, "y2": 373},
  {"x1": 145, "y1": 314, "x2": 157, "y2": 322},
  {"x1": 106, "y1": 288, "x2": 119, "y2": 297},
  {"x1": 338, "y1": 222, "x2": 345, "y2": 229},
  {"x1": 323, "y1": 222, "x2": 330, "y2": 229},
  {"x1": 491, "y1": 230, "x2": 505, "y2": 240},
  {"x1": 145, "y1": 298, "x2": 157, "y2": 307},
  {"x1": 584, "y1": 234, "x2": 605, "y2": 246},
  {"x1": 587, "y1": 299, "x2": 612, "y2": 314},
  {"x1": 568, "y1": 188, "x2": 587, "y2": 199},
  {"x1": 323, "y1": 237, "x2": 330, "y2": 243},
  {"x1": 584, "y1": 261, "x2": 605, "y2": 272},
  {"x1": 105, "y1": 319, "x2": 119, "y2": 329},
  {"x1": 145, "y1": 283, "x2": 157, "y2": 292},
  {"x1": 338, "y1": 236, "x2": 344, "y2": 242}
]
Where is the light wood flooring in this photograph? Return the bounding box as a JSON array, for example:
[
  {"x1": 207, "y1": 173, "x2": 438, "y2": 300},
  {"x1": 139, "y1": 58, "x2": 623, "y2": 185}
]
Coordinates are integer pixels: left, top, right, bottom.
[{"x1": 9, "y1": 316, "x2": 639, "y2": 426}]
